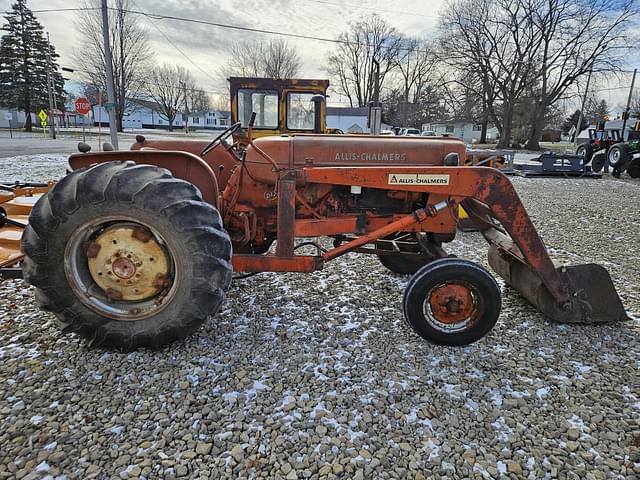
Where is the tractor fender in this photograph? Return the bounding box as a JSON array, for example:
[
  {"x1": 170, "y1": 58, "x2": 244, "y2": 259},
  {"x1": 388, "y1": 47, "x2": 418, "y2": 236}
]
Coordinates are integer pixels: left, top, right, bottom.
[{"x1": 68, "y1": 150, "x2": 220, "y2": 209}]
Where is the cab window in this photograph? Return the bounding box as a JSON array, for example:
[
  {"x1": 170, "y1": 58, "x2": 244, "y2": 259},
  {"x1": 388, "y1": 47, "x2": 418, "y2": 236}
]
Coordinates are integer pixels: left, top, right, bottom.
[
  {"x1": 287, "y1": 93, "x2": 315, "y2": 130},
  {"x1": 238, "y1": 89, "x2": 278, "y2": 128}
]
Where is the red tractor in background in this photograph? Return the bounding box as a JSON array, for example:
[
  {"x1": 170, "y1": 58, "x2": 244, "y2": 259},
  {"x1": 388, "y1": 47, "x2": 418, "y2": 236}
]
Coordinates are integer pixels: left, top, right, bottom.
[{"x1": 575, "y1": 120, "x2": 623, "y2": 172}]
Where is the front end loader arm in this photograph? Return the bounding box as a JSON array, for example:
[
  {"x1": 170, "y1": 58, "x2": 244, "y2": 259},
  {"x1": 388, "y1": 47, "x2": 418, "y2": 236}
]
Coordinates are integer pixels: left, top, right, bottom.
[{"x1": 303, "y1": 166, "x2": 628, "y2": 324}]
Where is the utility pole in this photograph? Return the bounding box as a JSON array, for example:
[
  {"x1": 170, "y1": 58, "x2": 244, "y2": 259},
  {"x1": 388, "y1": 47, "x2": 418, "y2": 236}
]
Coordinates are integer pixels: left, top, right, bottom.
[
  {"x1": 45, "y1": 32, "x2": 56, "y2": 139},
  {"x1": 574, "y1": 69, "x2": 592, "y2": 147},
  {"x1": 182, "y1": 81, "x2": 189, "y2": 134},
  {"x1": 369, "y1": 59, "x2": 382, "y2": 135},
  {"x1": 101, "y1": 0, "x2": 119, "y2": 149},
  {"x1": 620, "y1": 68, "x2": 637, "y2": 140}
]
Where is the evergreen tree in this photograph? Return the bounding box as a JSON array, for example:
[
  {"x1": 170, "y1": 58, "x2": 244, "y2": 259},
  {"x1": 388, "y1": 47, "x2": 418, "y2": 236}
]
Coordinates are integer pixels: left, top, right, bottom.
[
  {"x1": 562, "y1": 110, "x2": 588, "y2": 138},
  {"x1": 0, "y1": 0, "x2": 65, "y2": 131}
]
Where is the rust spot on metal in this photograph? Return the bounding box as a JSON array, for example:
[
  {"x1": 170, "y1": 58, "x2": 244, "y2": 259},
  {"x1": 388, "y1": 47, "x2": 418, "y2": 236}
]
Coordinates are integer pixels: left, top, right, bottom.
[
  {"x1": 105, "y1": 288, "x2": 123, "y2": 302},
  {"x1": 153, "y1": 273, "x2": 171, "y2": 290},
  {"x1": 86, "y1": 241, "x2": 101, "y2": 258},
  {"x1": 132, "y1": 226, "x2": 152, "y2": 243},
  {"x1": 429, "y1": 284, "x2": 475, "y2": 324},
  {"x1": 112, "y1": 257, "x2": 136, "y2": 279}
]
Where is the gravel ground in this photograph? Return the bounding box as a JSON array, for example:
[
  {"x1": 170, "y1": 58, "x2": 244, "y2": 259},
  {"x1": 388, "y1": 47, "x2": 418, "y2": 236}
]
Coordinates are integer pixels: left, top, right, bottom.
[{"x1": 0, "y1": 155, "x2": 639, "y2": 479}]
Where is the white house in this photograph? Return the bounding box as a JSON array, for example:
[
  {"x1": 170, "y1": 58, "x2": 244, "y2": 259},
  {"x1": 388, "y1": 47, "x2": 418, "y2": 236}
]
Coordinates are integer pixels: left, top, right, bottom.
[
  {"x1": 422, "y1": 121, "x2": 499, "y2": 143},
  {"x1": 0, "y1": 109, "x2": 30, "y2": 128},
  {"x1": 91, "y1": 99, "x2": 230, "y2": 130},
  {"x1": 326, "y1": 106, "x2": 392, "y2": 133}
]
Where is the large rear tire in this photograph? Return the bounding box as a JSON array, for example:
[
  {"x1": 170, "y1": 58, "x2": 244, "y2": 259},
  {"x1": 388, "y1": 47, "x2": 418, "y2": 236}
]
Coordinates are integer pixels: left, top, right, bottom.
[
  {"x1": 403, "y1": 258, "x2": 501, "y2": 346},
  {"x1": 377, "y1": 233, "x2": 439, "y2": 275},
  {"x1": 21, "y1": 161, "x2": 233, "y2": 350},
  {"x1": 607, "y1": 144, "x2": 630, "y2": 171},
  {"x1": 628, "y1": 158, "x2": 640, "y2": 178}
]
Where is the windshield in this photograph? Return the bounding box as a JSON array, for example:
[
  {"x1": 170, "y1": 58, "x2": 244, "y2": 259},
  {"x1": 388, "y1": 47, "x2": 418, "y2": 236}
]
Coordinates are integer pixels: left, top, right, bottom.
[
  {"x1": 287, "y1": 93, "x2": 315, "y2": 130},
  {"x1": 238, "y1": 89, "x2": 278, "y2": 129}
]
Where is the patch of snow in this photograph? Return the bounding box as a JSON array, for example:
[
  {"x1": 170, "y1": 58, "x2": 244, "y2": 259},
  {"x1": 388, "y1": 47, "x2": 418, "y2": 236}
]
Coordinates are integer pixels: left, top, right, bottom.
[
  {"x1": 465, "y1": 398, "x2": 479, "y2": 411},
  {"x1": 426, "y1": 438, "x2": 440, "y2": 460},
  {"x1": 44, "y1": 441, "x2": 57, "y2": 452},
  {"x1": 30, "y1": 415, "x2": 44, "y2": 425},
  {"x1": 109, "y1": 425, "x2": 124, "y2": 435},
  {"x1": 497, "y1": 461, "x2": 507, "y2": 474},
  {"x1": 536, "y1": 387, "x2": 550, "y2": 399},
  {"x1": 36, "y1": 462, "x2": 50, "y2": 472}
]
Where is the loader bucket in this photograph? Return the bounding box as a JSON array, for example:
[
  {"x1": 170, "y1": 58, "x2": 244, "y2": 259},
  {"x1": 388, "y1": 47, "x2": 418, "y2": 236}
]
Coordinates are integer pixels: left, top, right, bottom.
[{"x1": 488, "y1": 245, "x2": 629, "y2": 324}]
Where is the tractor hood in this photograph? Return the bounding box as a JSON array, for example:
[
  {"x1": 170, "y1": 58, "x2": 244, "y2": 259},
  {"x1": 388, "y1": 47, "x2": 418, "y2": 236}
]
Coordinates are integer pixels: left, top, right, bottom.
[{"x1": 246, "y1": 134, "x2": 466, "y2": 168}]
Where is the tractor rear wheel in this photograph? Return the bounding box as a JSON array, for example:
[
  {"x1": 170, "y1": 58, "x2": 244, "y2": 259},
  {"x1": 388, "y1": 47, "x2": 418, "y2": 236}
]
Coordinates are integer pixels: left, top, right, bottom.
[
  {"x1": 628, "y1": 158, "x2": 640, "y2": 178},
  {"x1": 403, "y1": 258, "x2": 501, "y2": 346},
  {"x1": 21, "y1": 161, "x2": 233, "y2": 350},
  {"x1": 576, "y1": 143, "x2": 594, "y2": 164},
  {"x1": 376, "y1": 233, "x2": 439, "y2": 275},
  {"x1": 607, "y1": 144, "x2": 630, "y2": 171}
]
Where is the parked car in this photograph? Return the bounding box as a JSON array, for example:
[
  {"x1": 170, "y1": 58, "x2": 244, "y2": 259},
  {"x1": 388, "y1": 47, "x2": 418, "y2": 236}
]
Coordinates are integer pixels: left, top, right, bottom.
[
  {"x1": 401, "y1": 128, "x2": 420, "y2": 136},
  {"x1": 421, "y1": 131, "x2": 436, "y2": 136}
]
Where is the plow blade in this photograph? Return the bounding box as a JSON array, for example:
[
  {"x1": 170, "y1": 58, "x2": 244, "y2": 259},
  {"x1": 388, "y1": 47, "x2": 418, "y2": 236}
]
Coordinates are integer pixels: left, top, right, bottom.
[{"x1": 488, "y1": 246, "x2": 628, "y2": 324}]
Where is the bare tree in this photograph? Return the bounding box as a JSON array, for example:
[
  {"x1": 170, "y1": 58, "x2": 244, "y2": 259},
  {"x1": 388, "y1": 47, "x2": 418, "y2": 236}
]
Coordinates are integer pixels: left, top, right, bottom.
[
  {"x1": 146, "y1": 64, "x2": 191, "y2": 132},
  {"x1": 523, "y1": 0, "x2": 637, "y2": 149},
  {"x1": 74, "y1": 0, "x2": 151, "y2": 131},
  {"x1": 440, "y1": 0, "x2": 543, "y2": 148},
  {"x1": 327, "y1": 14, "x2": 403, "y2": 107},
  {"x1": 224, "y1": 38, "x2": 301, "y2": 79},
  {"x1": 390, "y1": 38, "x2": 441, "y2": 125},
  {"x1": 185, "y1": 88, "x2": 210, "y2": 112}
]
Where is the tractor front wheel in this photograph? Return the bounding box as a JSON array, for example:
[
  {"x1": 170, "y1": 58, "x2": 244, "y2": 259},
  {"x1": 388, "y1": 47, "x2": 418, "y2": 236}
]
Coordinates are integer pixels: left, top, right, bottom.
[
  {"x1": 403, "y1": 258, "x2": 501, "y2": 346},
  {"x1": 576, "y1": 143, "x2": 594, "y2": 164},
  {"x1": 21, "y1": 161, "x2": 233, "y2": 350}
]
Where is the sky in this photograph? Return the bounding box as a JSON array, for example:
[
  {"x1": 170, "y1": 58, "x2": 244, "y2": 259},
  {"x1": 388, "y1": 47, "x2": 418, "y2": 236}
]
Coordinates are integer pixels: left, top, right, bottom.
[
  {"x1": 1, "y1": 0, "x2": 636, "y2": 112},
  {"x1": 0, "y1": 0, "x2": 445, "y2": 105}
]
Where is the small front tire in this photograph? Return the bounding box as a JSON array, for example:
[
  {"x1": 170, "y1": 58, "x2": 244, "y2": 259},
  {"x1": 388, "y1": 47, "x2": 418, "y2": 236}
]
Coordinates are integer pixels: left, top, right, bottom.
[
  {"x1": 403, "y1": 258, "x2": 501, "y2": 346},
  {"x1": 576, "y1": 143, "x2": 594, "y2": 164}
]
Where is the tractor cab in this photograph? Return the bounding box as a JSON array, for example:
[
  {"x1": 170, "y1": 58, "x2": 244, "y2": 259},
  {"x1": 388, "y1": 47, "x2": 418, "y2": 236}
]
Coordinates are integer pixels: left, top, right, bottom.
[
  {"x1": 229, "y1": 77, "x2": 337, "y2": 146},
  {"x1": 588, "y1": 122, "x2": 621, "y2": 145}
]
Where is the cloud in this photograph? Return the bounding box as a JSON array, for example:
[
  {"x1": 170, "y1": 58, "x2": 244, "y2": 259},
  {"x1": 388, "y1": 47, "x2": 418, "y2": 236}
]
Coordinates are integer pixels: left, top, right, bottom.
[{"x1": 0, "y1": 0, "x2": 444, "y2": 92}]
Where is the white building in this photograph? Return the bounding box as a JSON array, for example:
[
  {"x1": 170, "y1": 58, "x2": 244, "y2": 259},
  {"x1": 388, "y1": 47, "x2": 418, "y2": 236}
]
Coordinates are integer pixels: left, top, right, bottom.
[
  {"x1": 326, "y1": 106, "x2": 392, "y2": 133},
  {"x1": 91, "y1": 99, "x2": 230, "y2": 130},
  {"x1": 422, "y1": 121, "x2": 499, "y2": 143},
  {"x1": 0, "y1": 109, "x2": 29, "y2": 128}
]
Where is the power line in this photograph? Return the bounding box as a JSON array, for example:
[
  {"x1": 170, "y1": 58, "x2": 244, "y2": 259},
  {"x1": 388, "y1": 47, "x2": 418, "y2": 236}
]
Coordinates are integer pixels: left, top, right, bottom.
[
  {"x1": 129, "y1": 0, "x2": 221, "y2": 88},
  {"x1": 28, "y1": 6, "x2": 434, "y2": 55},
  {"x1": 32, "y1": 8, "x2": 101, "y2": 13},
  {"x1": 62, "y1": 65, "x2": 228, "y2": 96}
]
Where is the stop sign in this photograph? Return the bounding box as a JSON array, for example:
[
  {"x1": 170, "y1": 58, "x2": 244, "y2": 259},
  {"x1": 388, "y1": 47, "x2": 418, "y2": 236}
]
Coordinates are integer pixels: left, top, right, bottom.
[{"x1": 75, "y1": 97, "x2": 91, "y2": 115}]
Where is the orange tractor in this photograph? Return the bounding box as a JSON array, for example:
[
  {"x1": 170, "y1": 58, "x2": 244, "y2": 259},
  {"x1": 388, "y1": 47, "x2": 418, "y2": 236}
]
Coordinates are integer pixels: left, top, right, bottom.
[{"x1": 0, "y1": 79, "x2": 629, "y2": 350}]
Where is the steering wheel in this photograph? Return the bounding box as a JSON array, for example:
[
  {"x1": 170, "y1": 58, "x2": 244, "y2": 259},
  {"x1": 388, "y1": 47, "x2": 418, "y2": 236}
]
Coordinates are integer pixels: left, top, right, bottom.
[{"x1": 201, "y1": 122, "x2": 242, "y2": 156}]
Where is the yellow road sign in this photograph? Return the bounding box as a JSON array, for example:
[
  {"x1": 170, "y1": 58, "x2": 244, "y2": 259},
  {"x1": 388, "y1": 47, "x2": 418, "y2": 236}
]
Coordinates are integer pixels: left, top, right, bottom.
[{"x1": 38, "y1": 110, "x2": 48, "y2": 122}]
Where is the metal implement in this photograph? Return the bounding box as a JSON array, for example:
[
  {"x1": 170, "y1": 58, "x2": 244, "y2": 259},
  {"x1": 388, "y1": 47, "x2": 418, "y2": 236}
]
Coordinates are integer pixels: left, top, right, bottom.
[{"x1": 0, "y1": 183, "x2": 51, "y2": 279}]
